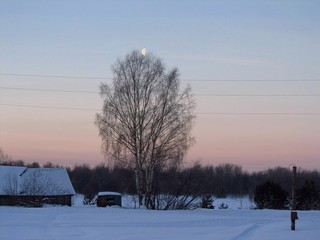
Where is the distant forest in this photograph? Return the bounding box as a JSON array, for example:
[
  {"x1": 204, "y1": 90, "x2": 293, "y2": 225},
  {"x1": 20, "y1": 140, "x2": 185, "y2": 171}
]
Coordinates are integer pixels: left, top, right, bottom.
[{"x1": 1, "y1": 157, "x2": 320, "y2": 202}]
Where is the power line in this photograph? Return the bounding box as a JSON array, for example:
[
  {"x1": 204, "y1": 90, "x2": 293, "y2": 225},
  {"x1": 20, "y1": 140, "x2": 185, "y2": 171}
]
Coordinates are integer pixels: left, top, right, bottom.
[
  {"x1": 1, "y1": 73, "x2": 320, "y2": 82},
  {"x1": 1, "y1": 87, "x2": 320, "y2": 97},
  {"x1": 0, "y1": 103, "x2": 99, "y2": 111},
  {"x1": 1, "y1": 103, "x2": 320, "y2": 115},
  {"x1": 193, "y1": 94, "x2": 320, "y2": 97},
  {"x1": 196, "y1": 112, "x2": 320, "y2": 115},
  {"x1": 183, "y1": 79, "x2": 320, "y2": 82},
  {"x1": 0, "y1": 73, "x2": 112, "y2": 80},
  {"x1": 0, "y1": 86, "x2": 97, "y2": 94}
]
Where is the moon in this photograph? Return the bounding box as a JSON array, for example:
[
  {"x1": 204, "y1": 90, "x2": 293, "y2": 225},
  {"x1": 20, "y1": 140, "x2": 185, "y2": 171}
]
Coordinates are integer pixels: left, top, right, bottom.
[{"x1": 141, "y1": 48, "x2": 147, "y2": 56}]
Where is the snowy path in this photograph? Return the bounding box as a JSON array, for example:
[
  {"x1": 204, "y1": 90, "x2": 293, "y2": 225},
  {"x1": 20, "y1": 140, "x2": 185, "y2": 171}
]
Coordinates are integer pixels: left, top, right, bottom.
[{"x1": 1, "y1": 206, "x2": 320, "y2": 240}]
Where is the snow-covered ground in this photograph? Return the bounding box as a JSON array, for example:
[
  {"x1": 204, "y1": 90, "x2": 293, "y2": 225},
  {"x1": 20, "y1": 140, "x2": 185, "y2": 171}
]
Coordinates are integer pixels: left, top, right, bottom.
[{"x1": 1, "y1": 197, "x2": 319, "y2": 240}]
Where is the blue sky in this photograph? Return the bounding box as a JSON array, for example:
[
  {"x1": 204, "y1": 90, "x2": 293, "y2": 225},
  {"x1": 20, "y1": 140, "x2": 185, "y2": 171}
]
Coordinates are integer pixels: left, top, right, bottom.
[
  {"x1": 1, "y1": 0, "x2": 319, "y2": 170},
  {"x1": 2, "y1": 0, "x2": 319, "y2": 79}
]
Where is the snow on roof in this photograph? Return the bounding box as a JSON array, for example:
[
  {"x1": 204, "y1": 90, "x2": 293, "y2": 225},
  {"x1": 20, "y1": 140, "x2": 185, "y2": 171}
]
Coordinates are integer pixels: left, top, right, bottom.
[
  {"x1": 0, "y1": 166, "x2": 75, "y2": 196},
  {"x1": 0, "y1": 166, "x2": 27, "y2": 195},
  {"x1": 98, "y1": 191, "x2": 121, "y2": 196}
]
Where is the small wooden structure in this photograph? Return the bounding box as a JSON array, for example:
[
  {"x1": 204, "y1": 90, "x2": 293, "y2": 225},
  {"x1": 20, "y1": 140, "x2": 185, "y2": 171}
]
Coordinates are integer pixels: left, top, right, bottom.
[
  {"x1": 97, "y1": 191, "x2": 122, "y2": 207},
  {"x1": 0, "y1": 166, "x2": 75, "y2": 207}
]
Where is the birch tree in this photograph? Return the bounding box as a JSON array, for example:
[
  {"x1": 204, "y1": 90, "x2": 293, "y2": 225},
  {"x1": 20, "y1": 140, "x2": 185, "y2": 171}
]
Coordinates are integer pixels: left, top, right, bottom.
[{"x1": 96, "y1": 50, "x2": 195, "y2": 208}]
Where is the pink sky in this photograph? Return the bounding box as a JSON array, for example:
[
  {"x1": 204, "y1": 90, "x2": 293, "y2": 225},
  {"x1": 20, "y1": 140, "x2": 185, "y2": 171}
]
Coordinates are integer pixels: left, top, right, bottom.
[
  {"x1": 1, "y1": 105, "x2": 319, "y2": 172},
  {"x1": 1, "y1": 1, "x2": 319, "y2": 171}
]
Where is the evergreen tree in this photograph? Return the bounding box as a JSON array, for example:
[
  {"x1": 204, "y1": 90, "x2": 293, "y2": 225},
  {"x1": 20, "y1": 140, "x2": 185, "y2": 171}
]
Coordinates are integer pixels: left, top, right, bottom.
[
  {"x1": 296, "y1": 180, "x2": 320, "y2": 210},
  {"x1": 254, "y1": 181, "x2": 289, "y2": 209}
]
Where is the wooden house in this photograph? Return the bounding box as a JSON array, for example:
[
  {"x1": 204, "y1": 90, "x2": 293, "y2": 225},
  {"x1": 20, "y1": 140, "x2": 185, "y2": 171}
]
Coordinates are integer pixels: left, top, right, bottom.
[{"x1": 0, "y1": 166, "x2": 75, "y2": 207}]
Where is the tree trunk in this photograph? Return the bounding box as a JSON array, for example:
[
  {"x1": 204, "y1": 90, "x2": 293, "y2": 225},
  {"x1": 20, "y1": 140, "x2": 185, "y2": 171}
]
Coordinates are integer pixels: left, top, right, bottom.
[
  {"x1": 144, "y1": 167, "x2": 154, "y2": 209},
  {"x1": 134, "y1": 167, "x2": 145, "y2": 207}
]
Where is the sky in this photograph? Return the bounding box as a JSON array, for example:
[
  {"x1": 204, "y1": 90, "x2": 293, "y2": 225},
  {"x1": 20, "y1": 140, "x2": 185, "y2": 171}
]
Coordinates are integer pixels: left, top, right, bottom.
[{"x1": 0, "y1": 0, "x2": 319, "y2": 171}]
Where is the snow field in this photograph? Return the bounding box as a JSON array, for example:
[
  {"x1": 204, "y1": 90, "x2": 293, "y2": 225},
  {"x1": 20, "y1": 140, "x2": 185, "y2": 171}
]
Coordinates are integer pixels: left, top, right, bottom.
[{"x1": 1, "y1": 204, "x2": 320, "y2": 240}]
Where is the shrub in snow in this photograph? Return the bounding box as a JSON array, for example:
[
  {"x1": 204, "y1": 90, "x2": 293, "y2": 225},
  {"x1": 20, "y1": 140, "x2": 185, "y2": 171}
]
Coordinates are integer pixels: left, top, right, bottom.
[
  {"x1": 201, "y1": 195, "x2": 214, "y2": 209},
  {"x1": 254, "y1": 181, "x2": 289, "y2": 210},
  {"x1": 218, "y1": 202, "x2": 228, "y2": 209},
  {"x1": 296, "y1": 180, "x2": 320, "y2": 210}
]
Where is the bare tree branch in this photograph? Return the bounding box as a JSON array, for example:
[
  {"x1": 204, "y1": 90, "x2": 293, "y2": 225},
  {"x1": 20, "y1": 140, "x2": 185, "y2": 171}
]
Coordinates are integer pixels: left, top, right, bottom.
[{"x1": 96, "y1": 50, "x2": 195, "y2": 208}]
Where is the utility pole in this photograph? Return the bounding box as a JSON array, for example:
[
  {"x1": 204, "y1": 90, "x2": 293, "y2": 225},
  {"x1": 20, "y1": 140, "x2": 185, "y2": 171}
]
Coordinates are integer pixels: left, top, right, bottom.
[{"x1": 291, "y1": 165, "x2": 298, "y2": 230}]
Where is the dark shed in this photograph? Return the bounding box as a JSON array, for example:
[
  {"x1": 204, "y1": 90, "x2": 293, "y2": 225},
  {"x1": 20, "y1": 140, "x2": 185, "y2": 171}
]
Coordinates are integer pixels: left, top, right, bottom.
[{"x1": 97, "y1": 191, "x2": 122, "y2": 207}]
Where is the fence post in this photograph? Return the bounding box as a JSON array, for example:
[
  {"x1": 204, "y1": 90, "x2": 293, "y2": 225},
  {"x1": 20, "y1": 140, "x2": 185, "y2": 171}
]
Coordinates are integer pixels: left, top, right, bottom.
[{"x1": 291, "y1": 165, "x2": 298, "y2": 230}]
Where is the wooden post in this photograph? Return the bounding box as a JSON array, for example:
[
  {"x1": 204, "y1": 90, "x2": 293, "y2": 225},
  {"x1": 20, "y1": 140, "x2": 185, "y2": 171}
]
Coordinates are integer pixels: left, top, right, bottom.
[{"x1": 291, "y1": 165, "x2": 298, "y2": 230}]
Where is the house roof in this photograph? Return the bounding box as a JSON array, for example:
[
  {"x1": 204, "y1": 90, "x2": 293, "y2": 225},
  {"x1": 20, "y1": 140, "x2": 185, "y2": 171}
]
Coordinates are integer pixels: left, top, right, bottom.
[
  {"x1": 0, "y1": 166, "x2": 27, "y2": 195},
  {"x1": 98, "y1": 191, "x2": 121, "y2": 196},
  {"x1": 0, "y1": 166, "x2": 75, "y2": 196}
]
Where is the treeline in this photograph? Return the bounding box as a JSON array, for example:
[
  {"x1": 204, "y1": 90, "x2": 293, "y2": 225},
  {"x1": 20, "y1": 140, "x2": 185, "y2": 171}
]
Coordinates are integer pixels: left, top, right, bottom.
[{"x1": 2, "y1": 158, "x2": 320, "y2": 202}]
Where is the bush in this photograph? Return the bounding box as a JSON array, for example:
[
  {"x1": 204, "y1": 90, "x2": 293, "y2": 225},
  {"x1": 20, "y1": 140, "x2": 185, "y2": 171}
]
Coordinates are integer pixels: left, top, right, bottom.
[
  {"x1": 201, "y1": 195, "x2": 214, "y2": 209},
  {"x1": 254, "y1": 181, "x2": 289, "y2": 209},
  {"x1": 218, "y1": 202, "x2": 228, "y2": 209},
  {"x1": 296, "y1": 180, "x2": 320, "y2": 210}
]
